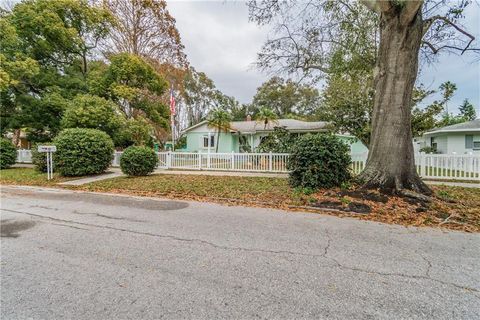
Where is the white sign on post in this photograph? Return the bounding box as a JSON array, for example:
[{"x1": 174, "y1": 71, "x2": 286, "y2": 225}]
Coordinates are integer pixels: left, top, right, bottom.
[
  {"x1": 37, "y1": 145, "x2": 56, "y2": 180},
  {"x1": 37, "y1": 146, "x2": 56, "y2": 153}
]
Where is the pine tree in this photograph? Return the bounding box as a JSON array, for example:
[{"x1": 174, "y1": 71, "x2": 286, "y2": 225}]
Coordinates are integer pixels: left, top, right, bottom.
[{"x1": 459, "y1": 99, "x2": 477, "y2": 121}]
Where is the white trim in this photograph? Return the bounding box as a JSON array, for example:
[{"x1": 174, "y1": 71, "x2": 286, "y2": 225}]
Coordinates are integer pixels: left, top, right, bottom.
[
  {"x1": 183, "y1": 120, "x2": 208, "y2": 133},
  {"x1": 424, "y1": 128, "x2": 480, "y2": 136},
  {"x1": 184, "y1": 120, "x2": 238, "y2": 134}
]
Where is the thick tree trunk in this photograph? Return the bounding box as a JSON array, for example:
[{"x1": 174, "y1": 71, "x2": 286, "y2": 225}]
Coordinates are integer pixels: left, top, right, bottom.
[{"x1": 358, "y1": 9, "x2": 431, "y2": 195}]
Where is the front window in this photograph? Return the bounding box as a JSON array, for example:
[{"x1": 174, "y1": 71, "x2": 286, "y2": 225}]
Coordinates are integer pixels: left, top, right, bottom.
[
  {"x1": 465, "y1": 135, "x2": 474, "y2": 149},
  {"x1": 203, "y1": 135, "x2": 215, "y2": 148},
  {"x1": 430, "y1": 137, "x2": 437, "y2": 151},
  {"x1": 474, "y1": 141, "x2": 480, "y2": 150}
]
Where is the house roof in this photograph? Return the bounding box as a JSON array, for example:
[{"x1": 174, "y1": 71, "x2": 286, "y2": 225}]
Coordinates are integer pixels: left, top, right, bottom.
[
  {"x1": 183, "y1": 119, "x2": 330, "y2": 134},
  {"x1": 424, "y1": 119, "x2": 480, "y2": 136},
  {"x1": 231, "y1": 119, "x2": 329, "y2": 133}
]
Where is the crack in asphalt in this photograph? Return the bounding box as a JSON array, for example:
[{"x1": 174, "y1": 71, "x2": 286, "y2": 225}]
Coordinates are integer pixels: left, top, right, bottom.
[
  {"x1": 49, "y1": 222, "x2": 89, "y2": 231},
  {"x1": 2, "y1": 207, "x2": 479, "y2": 296},
  {"x1": 417, "y1": 251, "x2": 433, "y2": 278},
  {"x1": 321, "y1": 231, "x2": 478, "y2": 296},
  {"x1": 72, "y1": 210, "x2": 144, "y2": 223}
]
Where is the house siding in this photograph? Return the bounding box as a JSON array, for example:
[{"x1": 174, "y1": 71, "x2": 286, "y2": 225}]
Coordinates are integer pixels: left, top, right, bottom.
[
  {"x1": 184, "y1": 129, "x2": 369, "y2": 154},
  {"x1": 424, "y1": 133, "x2": 480, "y2": 154},
  {"x1": 338, "y1": 136, "x2": 368, "y2": 154},
  {"x1": 185, "y1": 131, "x2": 236, "y2": 153},
  {"x1": 447, "y1": 134, "x2": 467, "y2": 154}
]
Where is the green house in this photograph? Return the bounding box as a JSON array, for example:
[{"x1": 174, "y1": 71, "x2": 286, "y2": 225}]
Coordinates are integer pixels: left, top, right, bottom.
[{"x1": 182, "y1": 119, "x2": 367, "y2": 154}]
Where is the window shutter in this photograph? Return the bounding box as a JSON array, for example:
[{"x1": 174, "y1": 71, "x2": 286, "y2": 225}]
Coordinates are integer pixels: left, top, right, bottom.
[{"x1": 465, "y1": 135, "x2": 474, "y2": 148}]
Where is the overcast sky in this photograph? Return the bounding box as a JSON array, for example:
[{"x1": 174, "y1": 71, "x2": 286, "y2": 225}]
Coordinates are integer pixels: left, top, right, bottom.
[{"x1": 168, "y1": 0, "x2": 480, "y2": 114}]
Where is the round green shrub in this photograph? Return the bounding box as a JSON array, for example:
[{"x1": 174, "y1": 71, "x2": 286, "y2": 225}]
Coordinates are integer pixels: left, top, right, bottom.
[
  {"x1": 31, "y1": 142, "x2": 54, "y2": 172},
  {"x1": 0, "y1": 138, "x2": 17, "y2": 169},
  {"x1": 287, "y1": 134, "x2": 352, "y2": 190},
  {"x1": 53, "y1": 128, "x2": 114, "y2": 176},
  {"x1": 120, "y1": 146, "x2": 158, "y2": 176}
]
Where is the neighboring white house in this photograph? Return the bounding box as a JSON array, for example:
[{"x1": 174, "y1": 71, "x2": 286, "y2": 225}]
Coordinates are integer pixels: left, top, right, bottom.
[{"x1": 415, "y1": 119, "x2": 480, "y2": 154}]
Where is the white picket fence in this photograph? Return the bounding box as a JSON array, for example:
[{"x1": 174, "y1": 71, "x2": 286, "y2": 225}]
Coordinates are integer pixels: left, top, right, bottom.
[
  {"x1": 113, "y1": 151, "x2": 291, "y2": 173},
  {"x1": 16, "y1": 149, "x2": 480, "y2": 181},
  {"x1": 350, "y1": 152, "x2": 480, "y2": 181},
  {"x1": 415, "y1": 153, "x2": 480, "y2": 181},
  {"x1": 16, "y1": 149, "x2": 32, "y2": 163}
]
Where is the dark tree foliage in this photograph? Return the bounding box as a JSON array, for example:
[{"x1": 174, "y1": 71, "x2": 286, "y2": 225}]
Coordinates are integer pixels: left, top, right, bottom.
[
  {"x1": 458, "y1": 99, "x2": 477, "y2": 122},
  {"x1": 257, "y1": 127, "x2": 298, "y2": 153},
  {"x1": 251, "y1": 76, "x2": 320, "y2": 117},
  {"x1": 0, "y1": 0, "x2": 114, "y2": 142}
]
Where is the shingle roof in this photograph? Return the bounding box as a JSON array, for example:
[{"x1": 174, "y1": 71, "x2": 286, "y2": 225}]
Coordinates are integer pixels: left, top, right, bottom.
[
  {"x1": 230, "y1": 119, "x2": 330, "y2": 133},
  {"x1": 183, "y1": 119, "x2": 330, "y2": 134},
  {"x1": 425, "y1": 119, "x2": 480, "y2": 135}
]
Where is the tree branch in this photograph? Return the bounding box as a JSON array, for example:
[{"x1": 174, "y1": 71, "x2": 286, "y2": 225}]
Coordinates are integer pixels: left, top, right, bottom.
[
  {"x1": 421, "y1": 40, "x2": 439, "y2": 54},
  {"x1": 422, "y1": 40, "x2": 479, "y2": 55},
  {"x1": 423, "y1": 15, "x2": 476, "y2": 54}
]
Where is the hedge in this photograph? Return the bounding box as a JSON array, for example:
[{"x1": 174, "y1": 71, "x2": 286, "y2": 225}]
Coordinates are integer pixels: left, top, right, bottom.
[
  {"x1": 0, "y1": 138, "x2": 17, "y2": 169},
  {"x1": 120, "y1": 146, "x2": 158, "y2": 176},
  {"x1": 287, "y1": 134, "x2": 352, "y2": 190},
  {"x1": 53, "y1": 128, "x2": 114, "y2": 176}
]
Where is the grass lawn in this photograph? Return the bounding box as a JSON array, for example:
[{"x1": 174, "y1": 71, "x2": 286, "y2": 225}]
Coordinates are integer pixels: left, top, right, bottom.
[
  {"x1": 2, "y1": 168, "x2": 479, "y2": 232},
  {"x1": 0, "y1": 167, "x2": 74, "y2": 186}
]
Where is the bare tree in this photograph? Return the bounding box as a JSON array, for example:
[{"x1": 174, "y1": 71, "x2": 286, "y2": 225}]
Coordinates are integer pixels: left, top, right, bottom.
[
  {"x1": 249, "y1": 0, "x2": 479, "y2": 195},
  {"x1": 102, "y1": 0, "x2": 187, "y2": 67}
]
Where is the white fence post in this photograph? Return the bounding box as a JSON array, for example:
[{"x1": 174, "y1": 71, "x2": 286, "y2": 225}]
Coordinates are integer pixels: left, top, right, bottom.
[
  {"x1": 269, "y1": 152, "x2": 273, "y2": 172},
  {"x1": 198, "y1": 152, "x2": 202, "y2": 170},
  {"x1": 166, "y1": 151, "x2": 172, "y2": 169},
  {"x1": 470, "y1": 156, "x2": 475, "y2": 179},
  {"x1": 419, "y1": 154, "x2": 425, "y2": 177},
  {"x1": 231, "y1": 151, "x2": 235, "y2": 170}
]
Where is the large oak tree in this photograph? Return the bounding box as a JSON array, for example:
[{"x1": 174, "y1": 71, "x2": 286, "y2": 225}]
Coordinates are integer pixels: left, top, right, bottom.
[{"x1": 249, "y1": 0, "x2": 478, "y2": 195}]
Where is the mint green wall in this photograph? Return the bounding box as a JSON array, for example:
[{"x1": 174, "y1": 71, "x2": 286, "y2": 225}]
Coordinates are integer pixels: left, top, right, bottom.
[
  {"x1": 185, "y1": 131, "x2": 368, "y2": 154},
  {"x1": 338, "y1": 136, "x2": 368, "y2": 154},
  {"x1": 185, "y1": 132, "x2": 204, "y2": 152},
  {"x1": 185, "y1": 131, "x2": 237, "y2": 153}
]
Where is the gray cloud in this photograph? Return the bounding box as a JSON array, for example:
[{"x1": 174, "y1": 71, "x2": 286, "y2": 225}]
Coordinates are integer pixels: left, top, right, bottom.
[{"x1": 168, "y1": 0, "x2": 270, "y2": 103}]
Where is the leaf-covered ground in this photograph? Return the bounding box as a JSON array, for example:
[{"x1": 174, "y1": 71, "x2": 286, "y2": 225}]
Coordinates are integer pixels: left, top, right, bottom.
[
  {"x1": 1, "y1": 168, "x2": 479, "y2": 232},
  {"x1": 75, "y1": 173, "x2": 480, "y2": 232}
]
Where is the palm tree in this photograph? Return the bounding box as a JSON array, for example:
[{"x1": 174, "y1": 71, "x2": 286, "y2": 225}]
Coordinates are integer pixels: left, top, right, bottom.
[
  {"x1": 207, "y1": 109, "x2": 233, "y2": 152},
  {"x1": 255, "y1": 107, "x2": 279, "y2": 129}
]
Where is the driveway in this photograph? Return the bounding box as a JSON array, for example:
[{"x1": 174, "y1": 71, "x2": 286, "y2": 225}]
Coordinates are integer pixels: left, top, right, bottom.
[{"x1": 1, "y1": 186, "x2": 479, "y2": 319}]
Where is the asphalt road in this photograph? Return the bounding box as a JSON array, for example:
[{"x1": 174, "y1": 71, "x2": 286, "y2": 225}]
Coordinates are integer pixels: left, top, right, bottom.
[{"x1": 1, "y1": 186, "x2": 479, "y2": 319}]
